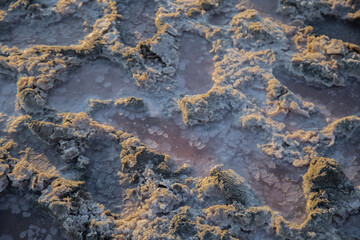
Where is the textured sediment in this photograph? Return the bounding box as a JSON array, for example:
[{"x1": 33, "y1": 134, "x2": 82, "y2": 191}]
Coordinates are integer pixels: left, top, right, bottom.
[{"x1": 0, "y1": 0, "x2": 360, "y2": 239}]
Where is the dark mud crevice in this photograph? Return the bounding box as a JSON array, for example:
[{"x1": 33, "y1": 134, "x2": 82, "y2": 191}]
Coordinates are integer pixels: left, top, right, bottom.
[
  {"x1": 309, "y1": 16, "x2": 360, "y2": 46},
  {"x1": 140, "y1": 44, "x2": 166, "y2": 67}
]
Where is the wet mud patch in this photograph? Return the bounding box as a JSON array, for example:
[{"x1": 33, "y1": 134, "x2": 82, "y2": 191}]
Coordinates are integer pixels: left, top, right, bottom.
[
  {"x1": 274, "y1": 67, "x2": 360, "y2": 121},
  {"x1": 116, "y1": 0, "x2": 158, "y2": 47},
  {"x1": 84, "y1": 134, "x2": 123, "y2": 213},
  {"x1": 0, "y1": 73, "x2": 17, "y2": 116},
  {"x1": 310, "y1": 17, "x2": 360, "y2": 46},
  {"x1": 0, "y1": 0, "x2": 10, "y2": 11},
  {"x1": 93, "y1": 109, "x2": 215, "y2": 175},
  {"x1": 176, "y1": 33, "x2": 214, "y2": 95},
  {"x1": 0, "y1": 191, "x2": 72, "y2": 240},
  {"x1": 0, "y1": 17, "x2": 90, "y2": 49},
  {"x1": 48, "y1": 59, "x2": 138, "y2": 113}
]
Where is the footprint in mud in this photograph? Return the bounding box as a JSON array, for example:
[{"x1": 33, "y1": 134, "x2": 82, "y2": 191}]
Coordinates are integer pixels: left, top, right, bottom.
[
  {"x1": 47, "y1": 59, "x2": 138, "y2": 113},
  {"x1": 0, "y1": 192, "x2": 72, "y2": 240},
  {"x1": 273, "y1": 67, "x2": 360, "y2": 129},
  {"x1": 116, "y1": 0, "x2": 158, "y2": 47},
  {"x1": 7, "y1": 130, "x2": 74, "y2": 181},
  {"x1": 339, "y1": 214, "x2": 360, "y2": 238},
  {"x1": 176, "y1": 33, "x2": 214, "y2": 95},
  {"x1": 330, "y1": 132, "x2": 360, "y2": 187},
  {"x1": 217, "y1": 142, "x2": 306, "y2": 224},
  {"x1": 310, "y1": 17, "x2": 360, "y2": 46},
  {"x1": 250, "y1": 160, "x2": 307, "y2": 224},
  {"x1": 0, "y1": 17, "x2": 90, "y2": 49},
  {"x1": 93, "y1": 108, "x2": 216, "y2": 175},
  {"x1": 0, "y1": 73, "x2": 17, "y2": 116},
  {"x1": 83, "y1": 134, "x2": 124, "y2": 213}
]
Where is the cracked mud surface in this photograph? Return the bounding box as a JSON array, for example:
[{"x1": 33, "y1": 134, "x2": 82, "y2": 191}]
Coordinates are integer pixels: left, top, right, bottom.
[{"x1": 0, "y1": 0, "x2": 360, "y2": 239}]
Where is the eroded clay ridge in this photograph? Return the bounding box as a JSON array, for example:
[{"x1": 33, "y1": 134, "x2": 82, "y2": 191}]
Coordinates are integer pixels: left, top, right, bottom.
[{"x1": 0, "y1": 0, "x2": 360, "y2": 239}]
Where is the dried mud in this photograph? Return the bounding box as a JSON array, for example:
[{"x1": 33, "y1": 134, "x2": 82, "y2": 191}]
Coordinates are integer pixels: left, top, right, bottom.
[{"x1": 0, "y1": 0, "x2": 360, "y2": 239}]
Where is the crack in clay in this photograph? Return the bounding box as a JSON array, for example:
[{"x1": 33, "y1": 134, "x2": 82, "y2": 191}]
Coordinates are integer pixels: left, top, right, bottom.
[{"x1": 249, "y1": 158, "x2": 307, "y2": 224}]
